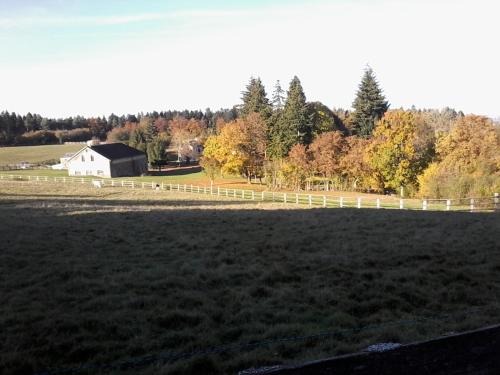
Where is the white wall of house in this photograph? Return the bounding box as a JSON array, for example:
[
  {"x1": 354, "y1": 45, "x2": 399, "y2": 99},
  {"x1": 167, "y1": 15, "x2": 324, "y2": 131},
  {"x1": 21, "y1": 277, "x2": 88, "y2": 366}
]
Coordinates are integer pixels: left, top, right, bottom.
[{"x1": 68, "y1": 147, "x2": 112, "y2": 177}]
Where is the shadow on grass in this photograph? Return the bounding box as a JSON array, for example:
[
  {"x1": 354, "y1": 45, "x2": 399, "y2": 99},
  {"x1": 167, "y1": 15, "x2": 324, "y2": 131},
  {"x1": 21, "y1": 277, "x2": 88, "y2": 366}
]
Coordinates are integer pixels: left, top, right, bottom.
[
  {"x1": 148, "y1": 166, "x2": 202, "y2": 176},
  {"x1": 0, "y1": 196, "x2": 266, "y2": 207},
  {"x1": 0, "y1": 201, "x2": 499, "y2": 375}
]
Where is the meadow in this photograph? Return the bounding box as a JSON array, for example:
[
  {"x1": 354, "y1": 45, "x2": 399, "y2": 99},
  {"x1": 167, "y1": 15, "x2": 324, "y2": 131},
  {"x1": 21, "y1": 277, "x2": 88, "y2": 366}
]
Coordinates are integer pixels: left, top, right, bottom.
[
  {"x1": 0, "y1": 181, "x2": 499, "y2": 375},
  {"x1": 0, "y1": 144, "x2": 84, "y2": 165}
]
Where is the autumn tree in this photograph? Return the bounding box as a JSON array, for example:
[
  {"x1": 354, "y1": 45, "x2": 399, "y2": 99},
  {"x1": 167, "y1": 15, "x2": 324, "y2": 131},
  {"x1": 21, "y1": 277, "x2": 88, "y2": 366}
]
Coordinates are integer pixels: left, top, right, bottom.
[
  {"x1": 368, "y1": 110, "x2": 433, "y2": 194},
  {"x1": 280, "y1": 144, "x2": 312, "y2": 190},
  {"x1": 200, "y1": 114, "x2": 268, "y2": 182},
  {"x1": 239, "y1": 113, "x2": 268, "y2": 182},
  {"x1": 340, "y1": 136, "x2": 374, "y2": 191},
  {"x1": 309, "y1": 131, "x2": 347, "y2": 178},
  {"x1": 351, "y1": 67, "x2": 389, "y2": 137},
  {"x1": 418, "y1": 115, "x2": 500, "y2": 198},
  {"x1": 168, "y1": 116, "x2": 207, "y2": 162}
]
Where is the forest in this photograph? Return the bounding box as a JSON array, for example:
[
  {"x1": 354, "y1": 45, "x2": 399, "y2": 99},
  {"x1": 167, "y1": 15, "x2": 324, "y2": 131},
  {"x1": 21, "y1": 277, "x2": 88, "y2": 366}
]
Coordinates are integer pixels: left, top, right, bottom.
[{"x1": 0, "y1": 68, "x2": 498, "y2": 198}]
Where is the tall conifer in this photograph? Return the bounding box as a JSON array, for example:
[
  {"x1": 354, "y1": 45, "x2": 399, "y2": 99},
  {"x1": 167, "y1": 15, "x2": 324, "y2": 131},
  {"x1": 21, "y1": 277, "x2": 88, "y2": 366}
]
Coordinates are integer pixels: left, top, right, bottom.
[{"x1": 351, "y1": 67, "x2": 389, "y2": 137}]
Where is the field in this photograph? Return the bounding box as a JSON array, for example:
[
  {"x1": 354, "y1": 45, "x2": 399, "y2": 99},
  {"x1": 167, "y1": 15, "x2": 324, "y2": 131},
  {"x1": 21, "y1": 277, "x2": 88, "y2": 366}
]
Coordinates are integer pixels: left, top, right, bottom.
[
  {"x1": 0, "y1": 144, "x2": 84, "y2": 165},
  {"x1": 1, "y1": 181, "x2": 499, "y2": 375}
]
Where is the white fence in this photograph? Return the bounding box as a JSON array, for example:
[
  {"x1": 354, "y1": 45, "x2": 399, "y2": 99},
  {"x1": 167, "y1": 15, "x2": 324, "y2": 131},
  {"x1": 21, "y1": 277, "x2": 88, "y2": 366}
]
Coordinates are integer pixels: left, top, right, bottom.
[{"x1": 0, "y1": 173, "x2": 498, "y2": 212}]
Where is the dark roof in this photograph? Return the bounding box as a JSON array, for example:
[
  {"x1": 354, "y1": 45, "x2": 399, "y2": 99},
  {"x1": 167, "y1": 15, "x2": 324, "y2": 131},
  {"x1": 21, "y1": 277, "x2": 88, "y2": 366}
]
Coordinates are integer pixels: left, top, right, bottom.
[{"x1": 90, "y1": 143, "x2": 146, "y2": 160}]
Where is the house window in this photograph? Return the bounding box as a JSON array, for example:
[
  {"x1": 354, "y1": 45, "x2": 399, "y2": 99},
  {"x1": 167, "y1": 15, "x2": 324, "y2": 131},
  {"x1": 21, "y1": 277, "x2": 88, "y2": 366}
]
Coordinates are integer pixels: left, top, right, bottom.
[
  {"x1": 91, "y1": 155, "x2": 94, "y2": 162},
  {"x1": 81, "y1": 155, "x2": 85, "y2": 162},
  {"x1": 97, "y1": 170, "x2": 104, "y2": 176},
  {"x1": 75, "y1": 171, "x2": 81, "y2": 176},
  {"x1": 86, "y1": 170, "x2": 92, "y2": 175}
]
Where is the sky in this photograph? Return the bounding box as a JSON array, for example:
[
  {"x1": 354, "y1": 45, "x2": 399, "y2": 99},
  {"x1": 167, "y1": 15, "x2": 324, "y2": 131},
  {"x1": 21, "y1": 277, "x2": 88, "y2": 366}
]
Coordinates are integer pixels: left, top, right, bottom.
[{"x1": 0, "y1": 0, "x2": 498, "y2": 118}]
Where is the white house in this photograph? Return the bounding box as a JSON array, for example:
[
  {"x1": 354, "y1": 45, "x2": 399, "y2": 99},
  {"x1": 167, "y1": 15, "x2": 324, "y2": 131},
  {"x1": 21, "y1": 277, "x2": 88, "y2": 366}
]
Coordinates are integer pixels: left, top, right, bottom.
[
  {"x1": 67, "y1": 143, "x2": 147, "y2": 178},
  {"x1": 51, "y1": 153, "x2": 76, "y2": 170},
  {"x1": 177, "y1": 139, "x2": 204, "y2": 163}
]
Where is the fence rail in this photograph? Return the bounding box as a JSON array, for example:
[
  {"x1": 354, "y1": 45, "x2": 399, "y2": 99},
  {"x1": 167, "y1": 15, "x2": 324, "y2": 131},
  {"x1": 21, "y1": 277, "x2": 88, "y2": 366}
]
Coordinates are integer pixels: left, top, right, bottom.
[{"x1": 0, "y1": 173, "x2": 498, "y2": 212}]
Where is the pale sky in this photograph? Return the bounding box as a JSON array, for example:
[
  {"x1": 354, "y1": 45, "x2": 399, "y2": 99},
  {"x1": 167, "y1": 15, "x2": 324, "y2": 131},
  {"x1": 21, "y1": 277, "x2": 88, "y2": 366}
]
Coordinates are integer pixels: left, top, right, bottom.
[{"x1": 0, "y1": 0, "x2": 498, "y2": 118}]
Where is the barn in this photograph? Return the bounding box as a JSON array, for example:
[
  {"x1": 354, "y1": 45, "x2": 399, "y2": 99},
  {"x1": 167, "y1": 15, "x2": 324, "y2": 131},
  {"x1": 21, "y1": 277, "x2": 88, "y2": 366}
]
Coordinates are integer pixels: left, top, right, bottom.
[{"x1": 67, "y1": 143, "x2": 147, "y2": 178}]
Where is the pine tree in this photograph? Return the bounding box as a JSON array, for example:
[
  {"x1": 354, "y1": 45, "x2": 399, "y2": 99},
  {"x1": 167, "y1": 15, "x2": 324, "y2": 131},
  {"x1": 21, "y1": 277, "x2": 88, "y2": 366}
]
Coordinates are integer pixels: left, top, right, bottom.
[
  {"x1": 142, "y1": 117, "x2": 158, "y2": 143},
  {"x1": 271, "y1": 80, "x2": 286, "y2": 110},
  {"x1": 268, "y1": 76, "x2": 310, "y2": 158},
  {"x1": 129, "y1": 128, "x2": 147, "y2": 152},
  {"x1": 241, "y1": 77, "x2": 272, "y2": 119},
  {"x1": 351, "y1": 67, "x2": 389, "y2": 137},
  {"x1": 147, "y1": 137, "x2": 168, "y2": 170}
]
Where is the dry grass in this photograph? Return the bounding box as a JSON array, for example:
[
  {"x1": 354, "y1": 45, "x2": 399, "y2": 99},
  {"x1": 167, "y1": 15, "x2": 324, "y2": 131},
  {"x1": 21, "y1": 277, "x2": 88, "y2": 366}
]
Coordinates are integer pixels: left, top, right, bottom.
[
  {"x1": 0, "y1": 182, "x2": 499, "y2": 375},
  {"x1": 0, "y1": 144, "x2": 84, "y2": 165}
]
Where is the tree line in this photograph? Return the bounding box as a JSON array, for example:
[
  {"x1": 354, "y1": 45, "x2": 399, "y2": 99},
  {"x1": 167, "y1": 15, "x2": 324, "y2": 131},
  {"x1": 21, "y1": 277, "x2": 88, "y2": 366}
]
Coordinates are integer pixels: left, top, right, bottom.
[
  {"x1": 1, "y1": 67, "x2": 498, "y2": 198},
  {"x1": 0, "y1": 109, "x2": 236, "y2": 146},
  {"x1": 201, "y1": 69, "x2": 500, "y2": 198}
]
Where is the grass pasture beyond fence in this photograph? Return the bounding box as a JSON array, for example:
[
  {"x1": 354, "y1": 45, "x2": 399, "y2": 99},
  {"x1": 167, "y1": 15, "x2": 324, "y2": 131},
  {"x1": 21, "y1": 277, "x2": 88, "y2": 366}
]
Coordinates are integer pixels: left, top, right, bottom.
[{"x1": 0, "y1": 173, "x2": 498, "y2": 212}]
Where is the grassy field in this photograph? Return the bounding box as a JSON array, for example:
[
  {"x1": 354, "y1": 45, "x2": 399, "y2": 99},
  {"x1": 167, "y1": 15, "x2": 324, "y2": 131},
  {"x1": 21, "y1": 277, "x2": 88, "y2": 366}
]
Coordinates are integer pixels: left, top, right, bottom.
[
  {"x1": 0, "y1": 144, "x2": 84, "y2": 165},
  {"x1": 3, "y1": 169, "x2": 403, "y2": 200},
  {"x1": 0, "y1": 182, "x2": 499, "y2": 375}
]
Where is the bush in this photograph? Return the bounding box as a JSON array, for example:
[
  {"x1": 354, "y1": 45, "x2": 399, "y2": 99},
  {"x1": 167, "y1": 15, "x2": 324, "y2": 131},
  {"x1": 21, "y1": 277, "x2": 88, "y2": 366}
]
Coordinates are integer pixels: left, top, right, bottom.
[
  {"x1": 55, "y1": 128, "x2": 92, "y2": 143},
  {"x1": 17, "y1": 130, "x2": 58, "y2": 145}
]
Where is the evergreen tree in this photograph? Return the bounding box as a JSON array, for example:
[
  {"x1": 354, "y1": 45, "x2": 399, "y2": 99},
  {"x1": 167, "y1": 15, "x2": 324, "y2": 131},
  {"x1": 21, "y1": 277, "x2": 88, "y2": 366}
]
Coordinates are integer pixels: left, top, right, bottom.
[
  {"x1": 268, "y1": 76, "x2": 310, "y2": 158},
  {"x1": 351, "y1": 67, "x2": 389, "y2": 137},
  {"x1": 271, "y1": 80, "x2": 286, "y2": 110},
  {"x1": 147, "y1": 137, "x2": 168, "y2": 170},
  {"x1": 240, "y1": 77, "x2": 272, "y2": 119},
  {"x1": 129, "y1": 128, "x2": 147, "y2": 152},
  {"x1": 142, "y1": 117, "x2": 158, "y2": 143}
]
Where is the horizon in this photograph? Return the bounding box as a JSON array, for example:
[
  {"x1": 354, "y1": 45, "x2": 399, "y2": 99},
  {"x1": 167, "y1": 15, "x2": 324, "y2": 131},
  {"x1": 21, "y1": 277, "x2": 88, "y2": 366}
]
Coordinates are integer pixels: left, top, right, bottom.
[{"x1": 0, "y1": 0, "x2": 499, "y2": 119}]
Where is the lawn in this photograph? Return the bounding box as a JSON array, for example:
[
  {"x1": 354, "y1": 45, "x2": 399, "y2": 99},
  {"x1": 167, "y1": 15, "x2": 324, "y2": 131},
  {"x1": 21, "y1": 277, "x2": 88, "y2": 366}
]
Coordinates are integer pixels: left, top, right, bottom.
[
  {"x1": 0, "y1": 144, "x2": 84, "y2": 165},
  {"x1": 0, "y1": 182, "x2": 499, "y2": 375},
  {"x1": 3, "y1": 168, "x2": 407, "y2": 201}
]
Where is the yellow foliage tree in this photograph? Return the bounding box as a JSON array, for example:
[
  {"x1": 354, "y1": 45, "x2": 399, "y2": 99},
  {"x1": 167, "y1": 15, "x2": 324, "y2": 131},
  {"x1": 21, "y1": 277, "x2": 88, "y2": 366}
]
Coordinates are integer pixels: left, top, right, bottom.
[
  {"x1": 368, "y1": 110, "x2": 434, "y2": 194},
  {"x1": 418, "y1": 115, "x2": 500, "y2": 198}
]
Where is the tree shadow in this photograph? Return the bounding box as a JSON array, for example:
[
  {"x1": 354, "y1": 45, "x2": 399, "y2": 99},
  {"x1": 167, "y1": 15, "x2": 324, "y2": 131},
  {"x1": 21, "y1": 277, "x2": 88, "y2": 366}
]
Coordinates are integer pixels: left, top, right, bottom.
[
  {"x1": 148, "y1": 166, "x2": 202, "y2": 177},
  {"x1": 0, "y1": 198, "x2": 499, "y2": 375}
]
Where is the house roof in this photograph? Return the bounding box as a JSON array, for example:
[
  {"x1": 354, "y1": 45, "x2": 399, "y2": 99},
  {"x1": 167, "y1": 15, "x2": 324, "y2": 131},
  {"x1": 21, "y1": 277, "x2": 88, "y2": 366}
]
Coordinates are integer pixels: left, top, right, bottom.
[{"x1": 90, "y1": 143, "x2": 145, "y2": 160}]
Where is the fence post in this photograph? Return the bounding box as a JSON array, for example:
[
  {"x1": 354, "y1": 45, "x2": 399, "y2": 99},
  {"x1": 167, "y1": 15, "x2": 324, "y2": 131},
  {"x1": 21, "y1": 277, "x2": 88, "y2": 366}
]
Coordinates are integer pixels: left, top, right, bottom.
[
  {"x1": 217, "y1": 187, "x2": 220, "y2": 196},
  {"x1": 446, "y1": 199, "x2": 451, "y2": 211},
  {"x1": 252, "y1": 190, "x2": 255, "y2": 200},
  {"x1": 323, "y1": 195, "x2": 327, "y2": 208},
  {"x1": 357, "y1": 197, "x2": 361, "y2": 209},
  {"x1": 470, "y1": 198, "x2": 474, "y2": 212},
  {"x1": 422, "y1": 200, "x2": 428, "y2": 210},
  {"x1": 400, "y1": 199, "x2": 404, "y2": 209},
  {"x1": 376, "y1": 198, "x2": 381, "y2": 209},
  {"x1": 242, "y1": 190, "x2": 245, "y2": 199},
  {"x1": 284, "y1": 193, "x2": 287, "y2": 204},
  {"x1": 495, "y1": 193, "x2": 499, "y2": 210},
  {"x1": 261, "y1": 191, "x2": 265, "y2": 201},
  {"x1": 308, "y1": 195, "x2": 312, "y2": 207},
  {"x1": 340, "y1": 197, "x2": 344, "y2": 208}
]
